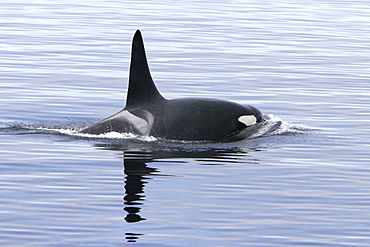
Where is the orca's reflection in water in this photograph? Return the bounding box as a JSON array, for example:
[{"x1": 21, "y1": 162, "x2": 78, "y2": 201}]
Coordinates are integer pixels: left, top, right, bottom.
[
  {"x1": 95, "y1": 141, "x2": 260, "y2": 242},
  {"x1": 123, "y1": 157, "x2": 157, "y2": 223}
]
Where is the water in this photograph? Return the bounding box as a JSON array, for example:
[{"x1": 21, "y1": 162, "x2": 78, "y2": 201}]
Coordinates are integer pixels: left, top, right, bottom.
[{"x1": 1, "y1": 0, "x2": 370, "y2": 246}]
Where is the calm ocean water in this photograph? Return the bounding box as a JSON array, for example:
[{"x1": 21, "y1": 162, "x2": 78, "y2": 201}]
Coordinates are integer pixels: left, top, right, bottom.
[{"x1": 1, "y1": 1, "x2": 370, "y2": 246}]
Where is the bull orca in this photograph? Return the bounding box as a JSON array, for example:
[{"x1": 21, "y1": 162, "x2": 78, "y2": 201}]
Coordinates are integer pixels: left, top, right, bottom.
[{"x1": 80, "y1": 30, "x2": 263, "y2": 142}]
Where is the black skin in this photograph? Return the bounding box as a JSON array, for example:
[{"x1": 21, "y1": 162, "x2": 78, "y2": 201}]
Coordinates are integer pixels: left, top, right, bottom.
[{"x1": 142, "y1": 98, "x2": 262, "y2": 141}]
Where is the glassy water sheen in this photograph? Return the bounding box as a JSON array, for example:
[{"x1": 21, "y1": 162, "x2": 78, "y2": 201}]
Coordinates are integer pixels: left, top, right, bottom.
[{"x1": 1, "y1": 1, "x2": 370, "y2": 246}]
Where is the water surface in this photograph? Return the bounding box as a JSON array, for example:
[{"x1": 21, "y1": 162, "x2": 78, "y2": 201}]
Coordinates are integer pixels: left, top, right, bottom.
[{"x1": 1, "y1": 1, "x2": 370, "y2": 246}]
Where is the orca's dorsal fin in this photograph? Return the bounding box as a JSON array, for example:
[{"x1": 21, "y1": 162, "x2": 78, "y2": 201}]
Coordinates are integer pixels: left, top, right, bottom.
[{"x1": 126, "y1": 30, "x2": 165, "y2": 109}]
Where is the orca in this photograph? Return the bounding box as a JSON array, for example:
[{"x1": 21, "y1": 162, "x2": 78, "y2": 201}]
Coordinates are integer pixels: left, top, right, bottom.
[{"x1": 80, "y1": 30, "x2": 263, "y2": 142}]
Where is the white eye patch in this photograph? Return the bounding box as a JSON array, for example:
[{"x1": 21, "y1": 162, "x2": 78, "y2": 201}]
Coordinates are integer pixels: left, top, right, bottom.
[{"x1": 238, "y1": 115, "x2": 257, "y2": 126}]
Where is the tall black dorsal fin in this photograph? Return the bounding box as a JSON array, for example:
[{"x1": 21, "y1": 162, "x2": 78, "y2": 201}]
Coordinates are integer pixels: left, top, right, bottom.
[{"x1": 126, "y1": 30, "x2": 165, "y2": 109}]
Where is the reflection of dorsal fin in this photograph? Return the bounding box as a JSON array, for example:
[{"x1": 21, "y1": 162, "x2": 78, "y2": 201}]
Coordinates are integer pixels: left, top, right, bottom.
[{"x1": 126, "y1": 30, "x2": 165, "y2": 109}]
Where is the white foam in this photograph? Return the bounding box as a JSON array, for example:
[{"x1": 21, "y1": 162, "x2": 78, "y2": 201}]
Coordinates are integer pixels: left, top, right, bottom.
[
  {"x1": 36, "y1": 127, "x2": 158, "y2": 142},
  {"x1": 248, "y1": 114, "x2": 314, "y2": 139}
]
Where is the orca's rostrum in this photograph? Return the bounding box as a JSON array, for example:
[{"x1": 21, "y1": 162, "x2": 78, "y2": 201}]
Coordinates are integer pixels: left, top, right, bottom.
[{"x1": 80, "y1": 30, "x2": 263, "y2": 142}]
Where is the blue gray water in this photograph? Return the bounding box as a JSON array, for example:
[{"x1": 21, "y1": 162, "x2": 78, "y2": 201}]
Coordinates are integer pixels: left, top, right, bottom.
[{"x1": 1, "y1": 1, "x2": 370, "y2": 246}]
